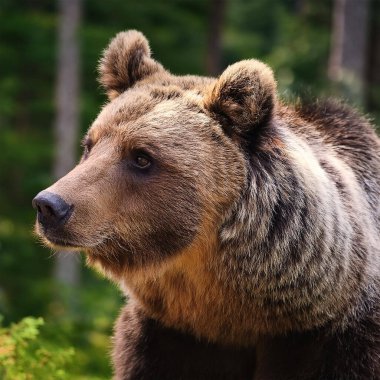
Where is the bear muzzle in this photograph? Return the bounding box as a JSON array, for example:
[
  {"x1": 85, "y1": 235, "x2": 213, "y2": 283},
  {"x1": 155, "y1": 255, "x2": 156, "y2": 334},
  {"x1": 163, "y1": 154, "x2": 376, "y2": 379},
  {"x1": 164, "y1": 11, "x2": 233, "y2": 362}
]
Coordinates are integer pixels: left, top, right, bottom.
[{"x1": 33, "y1": 190, "x2": 74, "y2": 244}]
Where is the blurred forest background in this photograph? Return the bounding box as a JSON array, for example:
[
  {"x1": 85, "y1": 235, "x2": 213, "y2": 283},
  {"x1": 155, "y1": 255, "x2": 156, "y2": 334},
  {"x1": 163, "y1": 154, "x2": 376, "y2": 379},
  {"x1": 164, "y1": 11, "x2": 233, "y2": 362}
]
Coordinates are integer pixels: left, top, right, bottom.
[{"x1": 1, "y1": 0, "x2": 380, "y2": 378}]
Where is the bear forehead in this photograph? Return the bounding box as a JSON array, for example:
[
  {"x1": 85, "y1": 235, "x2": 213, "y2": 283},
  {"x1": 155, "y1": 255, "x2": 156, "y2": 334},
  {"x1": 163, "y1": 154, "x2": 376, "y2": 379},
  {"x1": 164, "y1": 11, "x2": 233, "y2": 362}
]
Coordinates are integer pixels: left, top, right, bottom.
[{"x1": 89, "y1": 84, "x2": 212, "y2": 143}]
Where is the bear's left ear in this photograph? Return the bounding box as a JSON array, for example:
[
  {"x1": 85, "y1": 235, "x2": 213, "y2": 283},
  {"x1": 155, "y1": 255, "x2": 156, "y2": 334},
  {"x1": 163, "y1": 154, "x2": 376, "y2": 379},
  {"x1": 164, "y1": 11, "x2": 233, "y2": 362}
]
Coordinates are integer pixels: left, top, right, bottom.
[
  {"x1": 98, "y1": 30, "x2": 165, "y2": 100},
  {"x1": 204, "y1": 59, "x2": 277, "y2": 139}
]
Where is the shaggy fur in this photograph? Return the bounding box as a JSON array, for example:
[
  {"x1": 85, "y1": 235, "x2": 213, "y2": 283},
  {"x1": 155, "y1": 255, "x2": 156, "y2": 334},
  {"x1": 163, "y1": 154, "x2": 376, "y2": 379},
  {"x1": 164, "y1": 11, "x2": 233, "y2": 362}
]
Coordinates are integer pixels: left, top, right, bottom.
[{"x1": 34, "y1": 30, "x2": 380, "y2": 379}]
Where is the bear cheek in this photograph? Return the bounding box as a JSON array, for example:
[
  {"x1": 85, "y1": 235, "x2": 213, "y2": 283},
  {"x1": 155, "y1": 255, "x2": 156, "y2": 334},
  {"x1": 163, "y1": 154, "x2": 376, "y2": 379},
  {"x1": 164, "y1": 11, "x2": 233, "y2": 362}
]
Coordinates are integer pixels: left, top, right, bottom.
[
  {"x1": 148, "y1": 180, "x2": 203, "y2": 260},
  {"x1": 143, "y1": 199, "x2": 202, "y2": 260},
  {"x1": 101, "y1": 177, "x2": 203, "y2": 268}
]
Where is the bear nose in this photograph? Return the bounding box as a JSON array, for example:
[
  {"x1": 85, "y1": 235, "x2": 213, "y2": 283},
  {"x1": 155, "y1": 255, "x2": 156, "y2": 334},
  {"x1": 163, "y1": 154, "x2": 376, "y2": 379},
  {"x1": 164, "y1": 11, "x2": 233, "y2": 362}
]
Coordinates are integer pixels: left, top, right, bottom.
[{"x1": 32, "y1": 191, "x2": 73, "y2": 228}]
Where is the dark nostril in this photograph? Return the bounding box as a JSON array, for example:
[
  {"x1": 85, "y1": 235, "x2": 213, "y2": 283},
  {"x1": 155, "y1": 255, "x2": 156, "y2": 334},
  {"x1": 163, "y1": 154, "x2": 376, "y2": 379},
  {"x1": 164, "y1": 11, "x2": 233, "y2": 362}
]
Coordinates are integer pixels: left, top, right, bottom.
[
  {"x1": 33, "y1": 191, "x2": 73, "y2": 228},
  {"x1": 44, "y1": 204, "x2": 54, "y2": 216}
]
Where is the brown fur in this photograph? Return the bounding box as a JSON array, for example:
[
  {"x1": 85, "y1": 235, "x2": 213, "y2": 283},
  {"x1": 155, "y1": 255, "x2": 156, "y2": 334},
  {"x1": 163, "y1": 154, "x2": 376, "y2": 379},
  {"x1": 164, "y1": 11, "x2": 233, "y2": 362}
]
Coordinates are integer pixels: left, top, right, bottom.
[{"x1": 34, "y1": 30, "x2": 380, "y2": 379}]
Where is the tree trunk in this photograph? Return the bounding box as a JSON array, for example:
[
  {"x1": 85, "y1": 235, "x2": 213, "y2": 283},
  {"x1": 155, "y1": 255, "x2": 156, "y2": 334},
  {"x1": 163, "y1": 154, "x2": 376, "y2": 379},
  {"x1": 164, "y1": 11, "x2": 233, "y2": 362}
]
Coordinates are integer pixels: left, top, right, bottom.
[
  {"x1": 206, "y1": 0, "x2": 226, "y2": 76},
  {"x1": 294, "y1": 0, "x2": 308, "y2": 16},
  {"x1": 53, "y1": 0, "x2": 81, "y2": 287},
  {"x1": 328, "y1": 0, "x2": 370, "y2": 105},
  {"x1": 366, "y1": 0, "x2": 380, "y2": 118}
]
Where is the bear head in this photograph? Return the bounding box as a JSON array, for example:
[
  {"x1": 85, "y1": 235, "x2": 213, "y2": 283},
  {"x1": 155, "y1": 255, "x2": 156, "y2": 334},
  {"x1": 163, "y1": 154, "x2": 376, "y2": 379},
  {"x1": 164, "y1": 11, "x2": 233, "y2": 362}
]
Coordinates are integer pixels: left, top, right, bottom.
[{"x1": 33, "y1": 30, "x2": 277, "y2": 278}]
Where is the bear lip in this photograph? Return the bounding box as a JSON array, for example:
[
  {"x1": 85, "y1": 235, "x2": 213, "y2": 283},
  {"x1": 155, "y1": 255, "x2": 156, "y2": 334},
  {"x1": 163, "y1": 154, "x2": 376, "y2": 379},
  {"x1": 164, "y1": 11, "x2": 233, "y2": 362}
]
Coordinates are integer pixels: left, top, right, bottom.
[{"x1": 36, "y1": 226, "x2": 84, "y2": 250}]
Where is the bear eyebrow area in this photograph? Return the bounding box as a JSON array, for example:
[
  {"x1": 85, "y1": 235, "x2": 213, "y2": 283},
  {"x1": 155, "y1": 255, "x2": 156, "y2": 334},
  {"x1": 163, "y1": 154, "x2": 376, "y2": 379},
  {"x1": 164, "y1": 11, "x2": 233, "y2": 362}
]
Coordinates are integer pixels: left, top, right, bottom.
[
  {"x1": 81, "y1": 135, "x2": 94, "y2": 159},
  {"x1": 81, "y1": 135, "x2": 93, "y2": 149}
]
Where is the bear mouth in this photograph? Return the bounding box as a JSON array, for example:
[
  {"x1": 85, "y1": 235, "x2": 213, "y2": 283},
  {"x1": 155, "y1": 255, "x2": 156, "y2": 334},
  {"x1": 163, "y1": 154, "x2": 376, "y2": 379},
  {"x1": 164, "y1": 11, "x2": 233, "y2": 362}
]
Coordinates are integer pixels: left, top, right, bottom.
[
  {"x1": 35, "y1": 223, "x2": 84, "y2": 251},
  {"x1": 41, "y1": 233, "x2": 83, "y2": 251},
  {"x1": 36, "y1": 222, "x2": 110, "y2": 252},
  {"x1": 46, "y1": 235, "x2": 80, "y2": 248}
]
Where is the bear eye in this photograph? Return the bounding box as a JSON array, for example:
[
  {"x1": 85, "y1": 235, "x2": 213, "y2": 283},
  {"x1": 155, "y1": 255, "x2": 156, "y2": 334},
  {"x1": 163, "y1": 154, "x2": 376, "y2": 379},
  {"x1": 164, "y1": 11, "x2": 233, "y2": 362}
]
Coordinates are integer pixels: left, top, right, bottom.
[{"x1": 132, "y1": 151, "x2": 152, "y2": 169}]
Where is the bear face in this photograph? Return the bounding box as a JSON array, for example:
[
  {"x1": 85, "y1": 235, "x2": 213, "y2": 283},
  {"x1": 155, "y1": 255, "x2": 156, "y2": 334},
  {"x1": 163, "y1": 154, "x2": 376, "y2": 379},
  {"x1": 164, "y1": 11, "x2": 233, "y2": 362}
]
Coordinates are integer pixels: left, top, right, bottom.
[
  {"x1": 36, "y1": 87, "x2": 242, "y2": 271},
  {"x1": 33, "y1": 30, "x2": 277, "y2": 276}
]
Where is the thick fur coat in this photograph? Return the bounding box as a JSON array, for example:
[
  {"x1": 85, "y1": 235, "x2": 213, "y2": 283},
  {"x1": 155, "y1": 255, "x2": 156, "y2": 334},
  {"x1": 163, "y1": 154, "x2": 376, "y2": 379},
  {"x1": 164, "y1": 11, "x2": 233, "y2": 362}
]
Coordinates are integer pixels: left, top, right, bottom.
[{"x1": 34, "y1": 30, "x2": 380, "y2": 379}]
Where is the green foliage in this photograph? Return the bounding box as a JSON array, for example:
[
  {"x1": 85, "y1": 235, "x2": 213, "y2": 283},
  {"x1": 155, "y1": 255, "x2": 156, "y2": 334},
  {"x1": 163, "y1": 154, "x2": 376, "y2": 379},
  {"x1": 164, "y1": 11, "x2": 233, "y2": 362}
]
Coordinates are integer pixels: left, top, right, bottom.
[
  {"x1": 225, "y1": 0, "x2": 332, "y2": 95},
  {"x1": 40, "y1": 279, "x2": 122, "y2": 379},
  {"x1": 0, "y1": 311, "x2": 115, "y2": 380},
  {"x1": 0, "y1": 316, "x2": 74, "y2": 380}
]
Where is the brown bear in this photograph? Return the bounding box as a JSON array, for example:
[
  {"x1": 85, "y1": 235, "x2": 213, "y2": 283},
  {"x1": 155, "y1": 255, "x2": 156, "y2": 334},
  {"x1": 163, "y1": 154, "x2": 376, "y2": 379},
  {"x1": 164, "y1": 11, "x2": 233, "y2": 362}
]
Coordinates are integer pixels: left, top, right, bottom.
[{"x1": 33, "y1": 30, "x2": 380, "y2": 379}]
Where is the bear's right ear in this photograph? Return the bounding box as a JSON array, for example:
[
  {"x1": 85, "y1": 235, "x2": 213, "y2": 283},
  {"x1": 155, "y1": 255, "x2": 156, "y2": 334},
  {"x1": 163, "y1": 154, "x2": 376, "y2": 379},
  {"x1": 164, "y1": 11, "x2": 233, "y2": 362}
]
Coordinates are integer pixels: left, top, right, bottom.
[
  {"x1": 204, "y1": 59, "x2": 277, "y2": 140},
  {"x1": 98, "y1": 30, "x2": 164, "y2": 100}
]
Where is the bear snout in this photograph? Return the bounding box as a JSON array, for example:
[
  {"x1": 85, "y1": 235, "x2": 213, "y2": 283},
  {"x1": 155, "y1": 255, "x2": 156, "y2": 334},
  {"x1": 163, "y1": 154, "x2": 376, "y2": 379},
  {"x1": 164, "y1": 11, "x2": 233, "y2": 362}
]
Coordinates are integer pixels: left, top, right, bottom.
[{"x1": 33, "y1": 190, "x2": 73, "y2": 231}]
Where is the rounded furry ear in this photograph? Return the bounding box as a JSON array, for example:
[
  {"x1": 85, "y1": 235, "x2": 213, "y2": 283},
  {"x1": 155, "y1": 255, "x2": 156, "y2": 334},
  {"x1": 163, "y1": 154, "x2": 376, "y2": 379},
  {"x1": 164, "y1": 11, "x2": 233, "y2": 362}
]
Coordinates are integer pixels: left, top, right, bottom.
[
  {"x1": 204, "y1": 59, "x2": 277, "y2": 137},
  {"x1": 98, "y1": 30, "x2": 164, "y2": 100}
]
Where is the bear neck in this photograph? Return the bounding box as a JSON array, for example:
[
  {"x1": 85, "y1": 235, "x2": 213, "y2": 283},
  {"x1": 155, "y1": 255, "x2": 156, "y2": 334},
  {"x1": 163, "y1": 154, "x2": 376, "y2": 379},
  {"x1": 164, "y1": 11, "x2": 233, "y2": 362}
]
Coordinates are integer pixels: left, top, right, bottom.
[{"x1": 215, "y1": 124, "x2": 377, "y2": 335}]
